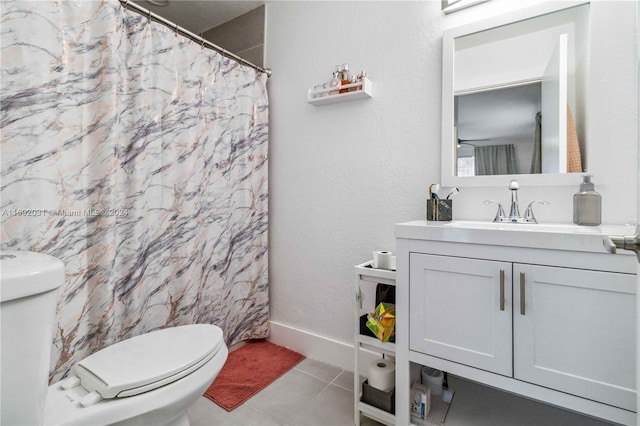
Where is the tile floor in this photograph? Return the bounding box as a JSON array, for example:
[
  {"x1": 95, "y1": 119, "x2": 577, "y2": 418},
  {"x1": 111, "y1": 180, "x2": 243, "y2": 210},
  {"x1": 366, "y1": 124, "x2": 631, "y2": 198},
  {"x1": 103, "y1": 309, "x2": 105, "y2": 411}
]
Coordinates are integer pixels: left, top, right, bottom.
[{"x1": 188, "y1": 357, "x2": 614, "y2": 426}]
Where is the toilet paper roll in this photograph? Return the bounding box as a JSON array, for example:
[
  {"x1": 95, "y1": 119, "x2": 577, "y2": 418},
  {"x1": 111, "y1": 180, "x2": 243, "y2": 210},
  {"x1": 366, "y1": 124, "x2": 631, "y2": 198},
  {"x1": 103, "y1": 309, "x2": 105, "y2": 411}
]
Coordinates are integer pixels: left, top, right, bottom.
[
  {"x1": 372, "y1": 251, "x2": 393, "y2": 270},
  {"x1": 368, "y1": 358, "x2": 395, "y2": 392}
]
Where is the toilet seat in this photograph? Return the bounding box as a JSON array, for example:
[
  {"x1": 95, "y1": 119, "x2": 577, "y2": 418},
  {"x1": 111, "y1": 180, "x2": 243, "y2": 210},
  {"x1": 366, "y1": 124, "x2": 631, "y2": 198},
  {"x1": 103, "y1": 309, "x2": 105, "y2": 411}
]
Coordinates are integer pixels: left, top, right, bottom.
[
  {"x1": 66, "y1": 324, "x2": 224, "y2": 403},
  {"x1": 45, "y1": 324, "x2": 228, "y2": 426}
]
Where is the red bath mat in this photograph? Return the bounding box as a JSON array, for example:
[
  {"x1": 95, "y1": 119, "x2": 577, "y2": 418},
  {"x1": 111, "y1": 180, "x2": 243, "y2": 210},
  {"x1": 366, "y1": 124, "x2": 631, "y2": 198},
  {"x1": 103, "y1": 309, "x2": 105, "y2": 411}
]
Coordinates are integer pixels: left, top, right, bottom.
[{"x1": 204, "y1": 340, "x2": 305, "y2": 411}]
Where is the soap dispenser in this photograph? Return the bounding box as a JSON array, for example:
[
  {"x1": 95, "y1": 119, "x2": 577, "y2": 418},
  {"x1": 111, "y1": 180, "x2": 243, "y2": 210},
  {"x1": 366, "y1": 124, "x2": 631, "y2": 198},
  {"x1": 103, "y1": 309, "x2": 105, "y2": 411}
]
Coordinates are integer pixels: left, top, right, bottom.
[{"x1": 573, "y1": 175, "x2": 601, "y2": 226}]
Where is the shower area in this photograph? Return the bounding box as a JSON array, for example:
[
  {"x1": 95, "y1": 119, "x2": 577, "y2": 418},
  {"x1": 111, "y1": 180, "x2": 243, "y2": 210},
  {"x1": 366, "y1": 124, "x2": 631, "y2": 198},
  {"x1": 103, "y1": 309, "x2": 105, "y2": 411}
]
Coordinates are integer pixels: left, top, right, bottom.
[{"x1": 0, "y1": 0, "x2": 269, "y2": 382}]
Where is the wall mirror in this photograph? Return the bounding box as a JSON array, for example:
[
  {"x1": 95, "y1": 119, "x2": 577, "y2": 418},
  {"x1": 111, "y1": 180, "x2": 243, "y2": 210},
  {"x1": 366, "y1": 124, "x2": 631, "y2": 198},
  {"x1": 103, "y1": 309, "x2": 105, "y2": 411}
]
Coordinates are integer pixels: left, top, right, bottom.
[{"x1": 441, "y1": 2, "x2": 590, "y2": 187}]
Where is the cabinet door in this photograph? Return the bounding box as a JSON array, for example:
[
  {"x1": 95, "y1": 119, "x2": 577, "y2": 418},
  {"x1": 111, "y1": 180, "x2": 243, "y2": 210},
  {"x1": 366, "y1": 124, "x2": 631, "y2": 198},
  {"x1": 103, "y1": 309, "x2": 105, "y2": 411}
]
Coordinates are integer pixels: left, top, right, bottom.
[
  {"x1": 410, "y1": 254, "x2": 512, "y2": 376},
  {"x1": 514, "y1": 264, "x2": 636, "y2": 411}
]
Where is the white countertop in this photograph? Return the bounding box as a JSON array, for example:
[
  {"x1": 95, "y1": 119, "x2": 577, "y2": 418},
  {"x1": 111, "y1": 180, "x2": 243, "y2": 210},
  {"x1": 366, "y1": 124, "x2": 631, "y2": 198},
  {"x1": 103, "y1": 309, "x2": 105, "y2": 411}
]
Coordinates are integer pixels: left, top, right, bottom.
[{"x1": 395, "y1": 220, "x2": 637, "y2": 255}]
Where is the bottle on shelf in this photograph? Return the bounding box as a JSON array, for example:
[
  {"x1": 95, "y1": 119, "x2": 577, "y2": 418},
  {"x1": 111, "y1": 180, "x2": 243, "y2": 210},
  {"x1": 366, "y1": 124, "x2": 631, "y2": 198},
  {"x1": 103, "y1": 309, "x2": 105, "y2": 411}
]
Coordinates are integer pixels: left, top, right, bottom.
[
  {"x1": 313, "y1": 84, "x2": 328, "y2": 98},
  {"x1": 329, "y1": 71, "x2": 341, "y2": 95},
  {"x1": 340, "y1": 63, "x2": 351, "y2": 93},
  {"x1": 356, "y1": 70, "x2": 367, "y2": 90},
  {"x1": 350, "y1": 75, "x2": 358, "y2": 92}
]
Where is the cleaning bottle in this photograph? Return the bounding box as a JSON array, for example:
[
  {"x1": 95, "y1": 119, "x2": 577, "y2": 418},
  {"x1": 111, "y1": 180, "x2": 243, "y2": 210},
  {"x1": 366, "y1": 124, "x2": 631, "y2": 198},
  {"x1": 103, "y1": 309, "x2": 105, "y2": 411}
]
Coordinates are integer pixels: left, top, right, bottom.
[{"x1": 573, "y1": 175, "x2": 601, "y2": 226}]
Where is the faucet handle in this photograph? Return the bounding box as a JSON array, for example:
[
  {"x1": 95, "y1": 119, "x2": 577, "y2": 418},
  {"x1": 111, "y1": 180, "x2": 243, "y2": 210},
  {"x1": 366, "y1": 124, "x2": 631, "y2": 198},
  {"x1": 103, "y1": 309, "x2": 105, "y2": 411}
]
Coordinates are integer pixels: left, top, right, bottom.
[
  {"x1": 523, "y1": 200, "x2": 550, "y2": 223},
  {"x1": 484, "y1": 200, "x2": 506, "y2": 222}
]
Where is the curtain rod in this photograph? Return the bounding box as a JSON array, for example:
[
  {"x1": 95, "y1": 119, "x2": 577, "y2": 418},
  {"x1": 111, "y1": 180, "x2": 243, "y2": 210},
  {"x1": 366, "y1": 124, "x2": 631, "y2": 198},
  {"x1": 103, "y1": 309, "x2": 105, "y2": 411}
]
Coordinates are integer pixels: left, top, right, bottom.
[{"x1": 119, "y1": 0, "x2": 271, "y2": 77}]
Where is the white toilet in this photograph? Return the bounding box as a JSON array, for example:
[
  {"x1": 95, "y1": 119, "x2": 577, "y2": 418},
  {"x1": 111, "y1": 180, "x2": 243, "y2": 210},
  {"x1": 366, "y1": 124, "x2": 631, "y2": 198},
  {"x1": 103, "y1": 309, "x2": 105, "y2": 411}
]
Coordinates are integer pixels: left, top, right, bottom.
[{"x1": 0, "y1": 251, "x2": 229, "y2": 426}]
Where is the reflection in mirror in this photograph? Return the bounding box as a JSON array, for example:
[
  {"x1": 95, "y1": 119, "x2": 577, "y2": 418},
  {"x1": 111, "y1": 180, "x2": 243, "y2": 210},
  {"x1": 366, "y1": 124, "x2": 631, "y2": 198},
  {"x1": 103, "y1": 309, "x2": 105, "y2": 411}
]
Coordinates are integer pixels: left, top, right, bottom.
[
  {"x1": 448, "y1": 3, "x2": 589, "y2": 180},
  {"x1": 456, "y1": 82, "x2": 541, "y2": 176}
]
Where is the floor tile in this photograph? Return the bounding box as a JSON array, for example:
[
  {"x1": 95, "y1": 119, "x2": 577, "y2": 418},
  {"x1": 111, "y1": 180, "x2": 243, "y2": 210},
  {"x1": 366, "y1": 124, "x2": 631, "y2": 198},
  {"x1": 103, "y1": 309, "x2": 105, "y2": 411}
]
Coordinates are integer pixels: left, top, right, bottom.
[
  {"x1": 189, "y1": 358, "x2": 617, "y2": 426},
  {"x1": 332, "y1": 370, "x2": 355, "y2": 392},
  {"x1": 226, "y1": 403, "x2": 281, "y2": 426},
  {"x1": 288, "y1": 383, "x2": 355, "y2": 426},
  {"x1": 244, "y1": 368, "x2": 329, "y2": 425},
  {"x1": 187, "y1": 397, "x2": 233, "y2": 425},
  {"x1": 294, "y1": 357, "x2": 343, "y2": 383},
  {"x1": 359, "y1": 415, "x2": 385, "y2": 426},
  {"x1": 189, "y1": 397, "x2": 280, "y2": 426},
  {"x1": 444, "y1": 375, "x2": 612, "y2": 426}
]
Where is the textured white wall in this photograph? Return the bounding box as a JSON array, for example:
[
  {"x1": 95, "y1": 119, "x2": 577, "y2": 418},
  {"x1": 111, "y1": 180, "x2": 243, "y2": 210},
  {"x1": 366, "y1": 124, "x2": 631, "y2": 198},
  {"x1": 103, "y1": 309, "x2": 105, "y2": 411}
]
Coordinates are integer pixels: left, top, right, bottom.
[
  {"x1": 265, "y1": 1, "x2": 443, "y2": 361},
  {"x1": 264, "y1": 0, "x2": 638, "y2": 367}
]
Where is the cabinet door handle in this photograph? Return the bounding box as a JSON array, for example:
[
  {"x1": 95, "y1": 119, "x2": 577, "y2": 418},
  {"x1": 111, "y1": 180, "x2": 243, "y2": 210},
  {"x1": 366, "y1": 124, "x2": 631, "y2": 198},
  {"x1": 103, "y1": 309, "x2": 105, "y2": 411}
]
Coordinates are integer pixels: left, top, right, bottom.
[
  {"x1": 520, "y1": 272, "x2": 526, "y2": 315},
  {"x1": 499, "y1": 269, "x2": 505, "y2": 311}
]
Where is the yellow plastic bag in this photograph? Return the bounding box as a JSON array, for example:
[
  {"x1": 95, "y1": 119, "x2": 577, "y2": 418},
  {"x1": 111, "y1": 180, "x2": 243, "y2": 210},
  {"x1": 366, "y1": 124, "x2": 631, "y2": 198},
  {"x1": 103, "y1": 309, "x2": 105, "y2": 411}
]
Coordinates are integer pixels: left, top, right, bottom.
[{"x1": 366, "y1": 302, "x2": 396, "y2": 342}]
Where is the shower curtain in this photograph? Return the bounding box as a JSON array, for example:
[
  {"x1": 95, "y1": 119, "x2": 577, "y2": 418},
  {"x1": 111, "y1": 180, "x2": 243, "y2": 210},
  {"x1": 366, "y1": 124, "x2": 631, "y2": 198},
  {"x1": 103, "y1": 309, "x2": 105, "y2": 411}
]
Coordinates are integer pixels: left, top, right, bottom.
[
  {"x1": 530, "y1": 112, "x2": 542, "y2": 174},
  {"x1": 474, "y1": 144, "x2": 519, "y2": 175},
  {"x1": 1, "y1": 0, "x2": 269, "y2": 382}
]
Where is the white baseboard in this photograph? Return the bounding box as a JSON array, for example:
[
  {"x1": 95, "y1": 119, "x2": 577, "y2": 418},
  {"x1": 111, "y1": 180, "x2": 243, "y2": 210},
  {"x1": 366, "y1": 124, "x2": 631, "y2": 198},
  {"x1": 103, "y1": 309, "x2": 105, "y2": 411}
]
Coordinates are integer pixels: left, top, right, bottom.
[
  {"x1": 269, "y1": 320, "x2": 389, "y2": 374},
  {"x1": 268, "y1": 320, "x2": 355, "y2": 372}
]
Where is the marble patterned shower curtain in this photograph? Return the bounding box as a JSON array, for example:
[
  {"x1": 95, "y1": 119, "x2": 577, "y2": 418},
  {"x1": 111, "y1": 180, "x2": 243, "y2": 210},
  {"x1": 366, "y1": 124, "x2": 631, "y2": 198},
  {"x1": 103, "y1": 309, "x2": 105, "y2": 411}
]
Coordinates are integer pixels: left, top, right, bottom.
[{"x1": 1, "y1": 0, "x2": 269, "y2": 381}]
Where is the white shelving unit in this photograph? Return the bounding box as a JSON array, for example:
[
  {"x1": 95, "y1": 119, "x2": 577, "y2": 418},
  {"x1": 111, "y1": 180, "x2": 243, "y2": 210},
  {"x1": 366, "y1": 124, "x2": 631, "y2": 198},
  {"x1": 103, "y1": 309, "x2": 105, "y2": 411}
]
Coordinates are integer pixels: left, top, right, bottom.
[
  {"x1": 308, "y1": 78, "x2": 373, "y2": 106},
  {"x1": 354, "y1": 261, "x2": 396, "y2": 426}
]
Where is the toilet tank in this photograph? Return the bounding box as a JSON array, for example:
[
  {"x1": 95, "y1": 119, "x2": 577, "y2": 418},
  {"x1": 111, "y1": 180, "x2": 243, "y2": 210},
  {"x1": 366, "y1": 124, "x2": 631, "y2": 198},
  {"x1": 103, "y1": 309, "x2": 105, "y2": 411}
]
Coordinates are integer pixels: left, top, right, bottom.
[{"x1": 1, "y1": 251, "x2": 65, "y2": 426}]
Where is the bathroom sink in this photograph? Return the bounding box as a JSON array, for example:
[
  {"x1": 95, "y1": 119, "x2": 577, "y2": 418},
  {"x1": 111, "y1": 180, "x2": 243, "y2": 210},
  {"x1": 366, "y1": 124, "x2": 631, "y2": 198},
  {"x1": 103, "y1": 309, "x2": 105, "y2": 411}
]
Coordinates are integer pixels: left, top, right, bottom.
[
  {"x1": 441, "y1": 220, "x2": 626, "y2": 235},
  {"x1": 395, "y1": 220, "x2": 636, "y2": 254}
]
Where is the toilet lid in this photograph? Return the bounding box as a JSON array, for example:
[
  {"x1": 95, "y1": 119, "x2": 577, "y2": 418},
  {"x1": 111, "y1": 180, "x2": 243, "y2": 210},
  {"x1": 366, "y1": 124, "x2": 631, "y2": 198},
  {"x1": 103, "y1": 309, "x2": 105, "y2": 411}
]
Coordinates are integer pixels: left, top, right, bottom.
[{"x1": 73, "y1": 324, "x2": 224, "y2": 399}]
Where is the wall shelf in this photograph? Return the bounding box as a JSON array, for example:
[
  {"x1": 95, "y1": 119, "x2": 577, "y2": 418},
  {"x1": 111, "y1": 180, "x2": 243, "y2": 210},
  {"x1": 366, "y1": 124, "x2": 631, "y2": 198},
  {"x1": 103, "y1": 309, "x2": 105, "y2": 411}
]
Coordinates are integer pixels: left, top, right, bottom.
[{"x1": 307, "y1": 78, "x2": 372, "y2": 106}]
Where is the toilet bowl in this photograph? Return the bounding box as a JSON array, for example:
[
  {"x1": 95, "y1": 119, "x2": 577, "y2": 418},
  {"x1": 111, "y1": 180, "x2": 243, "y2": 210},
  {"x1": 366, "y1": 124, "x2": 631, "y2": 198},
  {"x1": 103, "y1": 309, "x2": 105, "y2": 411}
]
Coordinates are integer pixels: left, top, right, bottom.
[
  {"x1": 44, "y1": 325, "x2": 228, "y2": 426},
  {"x1": 1, "y1": 251, "x2": 228, "y2": 426}
]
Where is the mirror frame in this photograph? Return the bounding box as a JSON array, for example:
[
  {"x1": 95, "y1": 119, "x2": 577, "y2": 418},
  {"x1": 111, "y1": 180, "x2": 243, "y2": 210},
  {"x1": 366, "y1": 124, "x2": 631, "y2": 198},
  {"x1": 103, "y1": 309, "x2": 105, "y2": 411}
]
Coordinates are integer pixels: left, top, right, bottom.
[{"x1": 441, "y1": 1, "x2": 590, "y2": 187}]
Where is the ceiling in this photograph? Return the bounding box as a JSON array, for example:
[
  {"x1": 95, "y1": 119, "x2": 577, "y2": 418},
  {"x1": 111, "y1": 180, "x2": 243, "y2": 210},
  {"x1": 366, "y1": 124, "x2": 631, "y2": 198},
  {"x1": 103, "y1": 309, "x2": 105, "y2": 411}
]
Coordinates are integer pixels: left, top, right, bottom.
[{"x1": 134, "y1": 1, "x2": 265, "y2": 35}]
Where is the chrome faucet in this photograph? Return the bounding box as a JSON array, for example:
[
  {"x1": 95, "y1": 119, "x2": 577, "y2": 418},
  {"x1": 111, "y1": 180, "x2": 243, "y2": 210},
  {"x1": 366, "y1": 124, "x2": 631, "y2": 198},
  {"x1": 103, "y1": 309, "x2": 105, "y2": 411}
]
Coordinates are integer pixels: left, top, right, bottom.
[
  {"x1": 523, "y1": 200, "x2": 550, "y2": 223},
  {"x1": 508, "y1": 180, "x2": 521, "y2": 222},
  {"x1": 485, "y1": 180, "x2": 549, "y2": 224}
]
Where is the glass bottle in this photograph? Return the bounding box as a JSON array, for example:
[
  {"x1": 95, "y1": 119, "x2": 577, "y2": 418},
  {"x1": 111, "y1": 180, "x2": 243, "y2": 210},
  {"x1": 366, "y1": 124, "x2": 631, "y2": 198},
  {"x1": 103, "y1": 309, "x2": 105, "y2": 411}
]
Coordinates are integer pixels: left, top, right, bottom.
[
  {"x1": 340, "y1": 63, "x2": 351, "y2": 93},
  {"x1": 349, "y1": 75, "x2": 358, "y2": 92},
  {"x1": 329, "y1": 72, "x2": 341, "y2": 95},
  {"x1": 356, "y1": 70, "x2": 367, "y2": 90}
]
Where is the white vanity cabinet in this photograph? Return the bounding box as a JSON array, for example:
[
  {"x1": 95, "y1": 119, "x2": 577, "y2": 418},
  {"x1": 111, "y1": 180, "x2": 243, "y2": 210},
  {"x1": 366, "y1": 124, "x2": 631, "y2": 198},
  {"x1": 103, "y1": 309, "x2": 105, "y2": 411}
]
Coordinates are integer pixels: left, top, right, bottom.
[
  {"x1": 409, "y1": 254, "x2": 513, "y2": 377},
  {"x1": 513, "y1": 264, "x2": 636, "y2": 411},
  {"x1": 395, "y1": 221, "x2": 637, "y2": 426}
]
